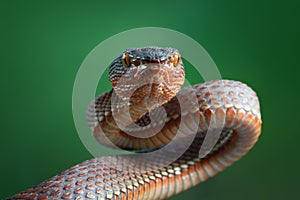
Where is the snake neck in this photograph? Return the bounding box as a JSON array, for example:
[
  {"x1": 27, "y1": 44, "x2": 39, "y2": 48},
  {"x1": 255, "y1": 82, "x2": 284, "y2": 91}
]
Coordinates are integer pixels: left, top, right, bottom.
[{"x1": 109, "y1": 82, "x2": 177, "y2": 127}]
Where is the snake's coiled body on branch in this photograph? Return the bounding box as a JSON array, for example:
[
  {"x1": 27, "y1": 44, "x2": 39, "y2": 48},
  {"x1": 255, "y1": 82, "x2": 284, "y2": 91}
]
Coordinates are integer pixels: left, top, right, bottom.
[{"x1": 7, "y1": 47, "x2": 262, "y2": 200}]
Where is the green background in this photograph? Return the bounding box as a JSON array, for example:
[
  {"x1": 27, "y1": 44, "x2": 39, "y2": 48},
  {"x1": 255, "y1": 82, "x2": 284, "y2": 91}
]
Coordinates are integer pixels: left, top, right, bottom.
[{"x1": 1, "y1": 0, "x2": 299, "y2": 199}]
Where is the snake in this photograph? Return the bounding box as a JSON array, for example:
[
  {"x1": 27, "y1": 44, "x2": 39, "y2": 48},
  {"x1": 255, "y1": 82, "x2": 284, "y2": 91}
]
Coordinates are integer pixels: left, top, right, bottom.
[{"x1": 7, "y1": 47, "x2": 262, "y2": 200}]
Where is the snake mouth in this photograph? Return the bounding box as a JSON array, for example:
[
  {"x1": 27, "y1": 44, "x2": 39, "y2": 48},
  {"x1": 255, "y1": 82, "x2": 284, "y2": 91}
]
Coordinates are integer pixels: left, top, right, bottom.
[{"x1": 134, "y1": 63, "x2": 162, "y2": 76}]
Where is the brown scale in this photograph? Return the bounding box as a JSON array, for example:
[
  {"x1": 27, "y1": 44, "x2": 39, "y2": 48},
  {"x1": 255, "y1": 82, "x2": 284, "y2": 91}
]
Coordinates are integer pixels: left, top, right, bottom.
[{"x1": 6, "y1": 47, "x2": 262, "y2": 200}]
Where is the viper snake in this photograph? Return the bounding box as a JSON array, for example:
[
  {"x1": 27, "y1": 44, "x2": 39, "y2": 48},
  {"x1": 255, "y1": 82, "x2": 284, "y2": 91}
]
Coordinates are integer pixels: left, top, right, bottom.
[{"x1": 7, "y1": 47, "x2": 262, "y2": 200}]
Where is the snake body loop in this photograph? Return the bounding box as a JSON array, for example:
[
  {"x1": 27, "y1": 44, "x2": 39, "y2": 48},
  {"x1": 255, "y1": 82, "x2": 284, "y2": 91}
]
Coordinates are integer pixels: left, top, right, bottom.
[{"x1": 7, "y1": 47, "x2": 262, "y2": 200}]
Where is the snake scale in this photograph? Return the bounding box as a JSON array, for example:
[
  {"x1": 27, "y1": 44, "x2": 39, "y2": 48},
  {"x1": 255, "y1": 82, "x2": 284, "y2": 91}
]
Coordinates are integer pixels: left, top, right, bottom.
[{"x1": 7, "y1": 47, "x2": 262, "y2": 200}]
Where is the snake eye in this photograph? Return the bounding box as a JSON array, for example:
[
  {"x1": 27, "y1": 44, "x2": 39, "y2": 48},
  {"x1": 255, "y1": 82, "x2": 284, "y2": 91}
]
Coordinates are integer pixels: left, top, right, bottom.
[
  {"x1": 122, "y1": 52, "x2": 131, "y2": 67},
  {"x1": 171, "y1": 53, "x2": 180, "y2": 67}
]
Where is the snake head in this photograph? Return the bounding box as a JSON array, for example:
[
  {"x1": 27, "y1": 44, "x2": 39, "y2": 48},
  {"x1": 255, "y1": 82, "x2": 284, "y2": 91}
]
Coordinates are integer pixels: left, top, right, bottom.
[{"x1": 109, "y1": 47, "x2": 185, "y2": 109}]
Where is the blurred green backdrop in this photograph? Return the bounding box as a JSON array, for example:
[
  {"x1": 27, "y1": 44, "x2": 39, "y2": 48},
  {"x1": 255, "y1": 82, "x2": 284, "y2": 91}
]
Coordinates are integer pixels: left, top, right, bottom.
[{"x1": 1, "y1": 0, "x2": 299, "y2": 199}]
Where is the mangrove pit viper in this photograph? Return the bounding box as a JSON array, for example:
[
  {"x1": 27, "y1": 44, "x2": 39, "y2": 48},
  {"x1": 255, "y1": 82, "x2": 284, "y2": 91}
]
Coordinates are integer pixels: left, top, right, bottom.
[{"x1": 7, "y1": 47, "x2": 262, "y2": 200}]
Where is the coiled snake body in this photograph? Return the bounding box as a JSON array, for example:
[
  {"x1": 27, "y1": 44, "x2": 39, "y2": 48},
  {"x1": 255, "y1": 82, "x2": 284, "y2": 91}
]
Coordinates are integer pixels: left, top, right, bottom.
[{"x1": 7, "y1": 47, "x2": 262, "y2": 200}]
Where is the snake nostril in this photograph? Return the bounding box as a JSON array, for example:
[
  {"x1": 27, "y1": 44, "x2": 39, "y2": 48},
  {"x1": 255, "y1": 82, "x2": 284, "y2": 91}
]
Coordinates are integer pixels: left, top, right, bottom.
[{"x1": 132, "y1": 59, "x2": 140, "y2": 66}]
